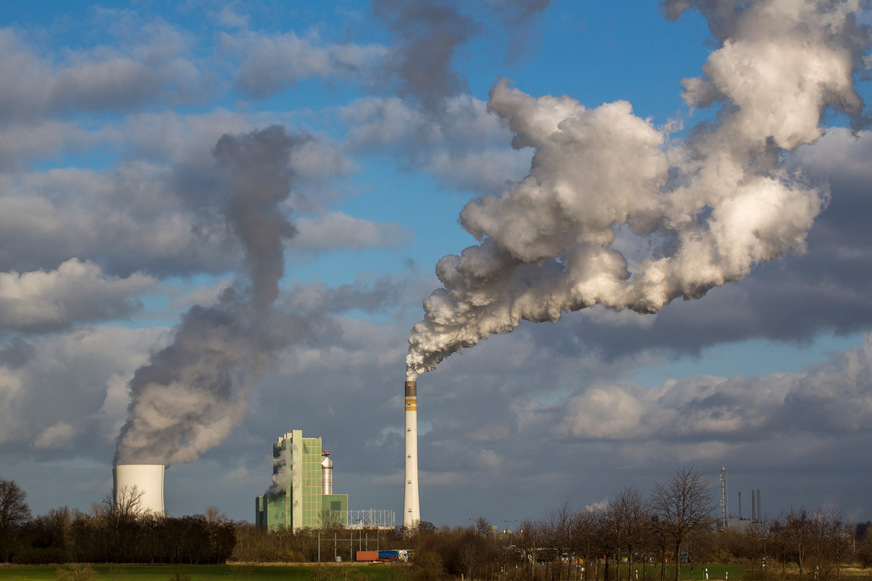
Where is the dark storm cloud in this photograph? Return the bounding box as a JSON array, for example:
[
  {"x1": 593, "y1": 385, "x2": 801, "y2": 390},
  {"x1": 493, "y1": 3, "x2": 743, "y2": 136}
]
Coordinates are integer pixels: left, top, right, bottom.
[{"x1": 0, "y1": 338, "x2": 35, "y2": 368}]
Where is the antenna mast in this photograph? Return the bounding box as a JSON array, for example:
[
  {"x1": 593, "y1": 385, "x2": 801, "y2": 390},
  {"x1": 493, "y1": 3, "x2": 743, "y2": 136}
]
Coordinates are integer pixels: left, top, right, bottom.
[{"x1": 720, "y1": 466, "x2": 728, "y2": 530}]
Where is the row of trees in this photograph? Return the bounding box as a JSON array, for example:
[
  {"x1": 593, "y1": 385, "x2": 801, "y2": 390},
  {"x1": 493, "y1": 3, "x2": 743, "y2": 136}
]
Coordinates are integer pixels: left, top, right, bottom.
[
  {"x1": 398, "y1": 468, "x2": 870, "y2": 581},
  {"x1": 0, "y1": 478, "x2": 235, "y2": 564},
  {"x1": 400, "y1": 467, "x2": 716, "y2": 581},
  {"x1": 3, "y1": 469, "x2": 871, "y2": 580}
]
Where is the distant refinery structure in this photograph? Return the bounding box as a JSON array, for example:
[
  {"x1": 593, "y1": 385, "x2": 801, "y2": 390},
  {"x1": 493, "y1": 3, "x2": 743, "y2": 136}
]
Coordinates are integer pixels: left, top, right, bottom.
[
  {"x1": 722, "y1": 466, "x2": 764, "y2": 531},
  {"x1": 113, "y1": 464, "x2": 166, "y2": 516},
  {"x1": 403, "y1": 379, "x2": 420, "y2": 528}
]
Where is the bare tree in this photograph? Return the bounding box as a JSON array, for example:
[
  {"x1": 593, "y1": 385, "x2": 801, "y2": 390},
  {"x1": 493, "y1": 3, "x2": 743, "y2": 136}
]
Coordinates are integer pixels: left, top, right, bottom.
[
  {"x1": 101, "y1": 485, "x2": 145, "y2": 523},
  {"x1": 856, "y1": 526, "x2": 872, "y2": 568},
  {"x1": 806, "y1": 509, "x2": 850, "y2": 581},
  {"x1": 611, "y1": 486, "x2": 649, "y2": 581},
  {"x1": 649, "y1": 467, "x2": 715, "y2": 581},
  {"x1": 572, "y1": 508, "x2": 602, "y2": 581},
  {"x1": 742, "y1": 518, "x2": 769, "y2": 580},
  {"x1": 0, "y1": 477, "x2": 32, "y2": 561},
  {"x1": 458, "y1": 541, "x2": 480, "y2": 580},
  {"x1": 203, "y1": 505, "x2": 229, "y2": 525},
  {"x1": 597, "y1": 503, "x2": 619, "y2": 581},
  {"x1": 546, "y1": 501, "x2": 576, "y2": 578},
  {"x1": 783, "y1": 507, "x2": 811, "y2": 578},
  {"x1": 516, "y1": 519, "x2": 543, "y2": 578}
]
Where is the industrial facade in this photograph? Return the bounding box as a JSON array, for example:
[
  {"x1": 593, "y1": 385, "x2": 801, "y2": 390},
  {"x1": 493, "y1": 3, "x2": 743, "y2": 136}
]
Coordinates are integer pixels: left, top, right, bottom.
[{"x1": 255, "y1": 430, "x2": 348, "y2": 530}]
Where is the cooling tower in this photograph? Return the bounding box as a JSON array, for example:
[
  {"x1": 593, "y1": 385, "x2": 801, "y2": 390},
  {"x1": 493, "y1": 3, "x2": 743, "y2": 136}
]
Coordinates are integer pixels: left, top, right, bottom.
[
  {"x1": 113, "y1": 464, "x2": 165, "y2": 516},
  {"x1": 403, "y1": 380, "x2": 420, "y2": 528}
]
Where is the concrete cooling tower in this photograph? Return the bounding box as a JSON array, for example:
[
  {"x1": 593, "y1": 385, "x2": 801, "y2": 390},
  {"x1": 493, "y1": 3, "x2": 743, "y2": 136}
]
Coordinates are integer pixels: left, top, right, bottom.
[{"x1": 113, "y1": 464, "x2": 165, "y2": 516}]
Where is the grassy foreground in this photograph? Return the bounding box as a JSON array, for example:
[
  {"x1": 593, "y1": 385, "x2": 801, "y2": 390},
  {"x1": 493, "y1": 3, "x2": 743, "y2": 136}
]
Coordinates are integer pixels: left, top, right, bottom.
[{"x1": 0, "y1": 563, "x2": 406, "y2": 581}]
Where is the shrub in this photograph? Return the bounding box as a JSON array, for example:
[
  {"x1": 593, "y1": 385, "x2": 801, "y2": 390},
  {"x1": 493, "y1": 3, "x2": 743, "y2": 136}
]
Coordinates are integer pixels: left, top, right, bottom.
[{"x1": 56, "y1": 563, "x2": 97, "y2": 581}]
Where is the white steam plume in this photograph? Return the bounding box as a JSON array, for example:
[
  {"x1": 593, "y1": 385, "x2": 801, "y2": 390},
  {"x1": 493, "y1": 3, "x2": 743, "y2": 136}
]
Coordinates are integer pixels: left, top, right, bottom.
[
  {"x1": 268, "y1": 446, "x2": 294, "y2": 494},
  {"x1": 407, "y1": 0, "x2": 870, "y2": 379},
  {"x1": 116, "y1": 126, "x2": 311, "y2": 465}
]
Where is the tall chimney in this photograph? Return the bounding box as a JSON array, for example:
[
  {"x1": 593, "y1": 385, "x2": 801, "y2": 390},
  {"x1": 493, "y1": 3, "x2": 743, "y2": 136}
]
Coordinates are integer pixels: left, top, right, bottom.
[
  {"x1": 404, "y1": 379, "x2": 420, "y2": 528},
  {"x1": 751, "y1": 489, "x2": 756, "y2": 521},
  {"x1": 113, "y1": 464, "x2": 165, "y2": 516}
]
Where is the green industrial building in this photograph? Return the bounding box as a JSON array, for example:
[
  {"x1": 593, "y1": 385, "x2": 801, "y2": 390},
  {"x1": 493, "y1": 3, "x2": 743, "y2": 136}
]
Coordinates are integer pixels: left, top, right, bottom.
[{"x1": 255, "y1": 430, "x2": 349, "y2": 530}]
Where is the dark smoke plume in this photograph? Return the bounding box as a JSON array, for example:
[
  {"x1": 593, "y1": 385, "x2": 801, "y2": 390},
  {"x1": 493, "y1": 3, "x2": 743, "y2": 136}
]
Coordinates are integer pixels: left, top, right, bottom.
[
  {"x1": 115, "y1": 126, "x2": 306, "y2": 465},
  {"x1": 407, "y1": 0, "x2": 870, "y2": 379},
  {"x1": 374, "y1": 0, "x2": 553, "y2": 112},
  {"x1": 374, "y1": 0, "x2": 478, "y2": 111}
]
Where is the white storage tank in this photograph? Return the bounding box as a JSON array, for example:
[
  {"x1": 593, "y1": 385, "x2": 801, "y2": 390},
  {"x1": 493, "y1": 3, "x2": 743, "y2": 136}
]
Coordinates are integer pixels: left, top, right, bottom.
[
  {"x1": 321, "y1": 455, "x2": 333, "y2": 495},
  {"x1": 113, "y1": 464, "x2": 165, "y2": 516}
]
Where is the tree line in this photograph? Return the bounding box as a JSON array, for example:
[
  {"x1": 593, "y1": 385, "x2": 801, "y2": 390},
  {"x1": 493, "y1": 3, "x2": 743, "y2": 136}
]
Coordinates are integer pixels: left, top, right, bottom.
[
  {"x1": 0, "y1": 479, "x2": 234, "y2": 565},
  {"x1": 3, "y1": 468, "x2": 872, "y2": 580},
  {"x1": 392, "y1": 468, "x2": 872, "y2": 581}
]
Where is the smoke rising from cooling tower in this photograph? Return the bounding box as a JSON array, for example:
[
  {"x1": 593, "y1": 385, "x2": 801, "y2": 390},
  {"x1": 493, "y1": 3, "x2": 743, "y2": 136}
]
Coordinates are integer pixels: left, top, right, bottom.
[
  {"x1": 115, "y1": 126, "x2": 314, "y2": 466},
  {"x1": 406, "y1": 0, "x2": 870, "y2": 380}
]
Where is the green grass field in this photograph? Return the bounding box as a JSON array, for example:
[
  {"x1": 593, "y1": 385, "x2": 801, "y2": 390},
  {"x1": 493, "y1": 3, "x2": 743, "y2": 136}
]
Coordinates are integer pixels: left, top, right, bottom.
[
  {"x1": 564, "y1": 563, "x2": 747, "y2": 581},
  {"x1": 0, "y1": 563, "x2": 407, "y2": 581}
]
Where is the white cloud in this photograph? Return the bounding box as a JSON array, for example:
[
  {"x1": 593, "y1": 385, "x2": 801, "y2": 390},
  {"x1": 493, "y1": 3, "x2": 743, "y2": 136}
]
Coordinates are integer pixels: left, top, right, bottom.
[
  {"x1": 0, "y1": 325, "x2": 171, "y2": 450},
  {"x1": 0, "y1": 26, "x2": 208, "y2": 122},
  {"x1": 33, "y1": 422, "x2": 76, "y2": 449},
  {"x1": 292, "y1": 212, "x2": 413, "y2": 253},
  {"x1": 225, "y1": 30, "x2": 387, "y2": 99},
  {"x1": 555, "y1": 333, "x2": 872, "y2": 444},
  {"x1": 557, "y1": 383, "x2": 647, "y2": 439},
  {"x1": 217, "y1": 4, "x2": 250, "y2": 29},
  {"x1": 0, "y1": 259, "x2": 153, "y2": 332}
]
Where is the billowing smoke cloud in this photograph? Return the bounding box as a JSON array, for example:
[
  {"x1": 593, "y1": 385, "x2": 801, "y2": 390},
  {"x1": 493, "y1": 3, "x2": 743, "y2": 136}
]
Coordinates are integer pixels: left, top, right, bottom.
[
  {"x1": 407, "y1": 0, "x2": 870, "y2": 379},
  {"x1": 115, "y1": 125, "x2": 309, "y2": 465}
]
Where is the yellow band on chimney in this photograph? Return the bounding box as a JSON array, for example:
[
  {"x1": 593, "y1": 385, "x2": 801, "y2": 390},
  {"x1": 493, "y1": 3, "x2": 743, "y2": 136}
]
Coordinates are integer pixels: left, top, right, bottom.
[{"x1": 405, "y1": 397, "x2": 417, "y2": 411}]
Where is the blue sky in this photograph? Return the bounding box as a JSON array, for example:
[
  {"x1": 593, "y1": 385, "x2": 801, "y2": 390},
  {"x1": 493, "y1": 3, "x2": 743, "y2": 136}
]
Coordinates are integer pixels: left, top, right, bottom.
[{"x1": 1, "y1": 0, "x2": 872, "y2": 528}]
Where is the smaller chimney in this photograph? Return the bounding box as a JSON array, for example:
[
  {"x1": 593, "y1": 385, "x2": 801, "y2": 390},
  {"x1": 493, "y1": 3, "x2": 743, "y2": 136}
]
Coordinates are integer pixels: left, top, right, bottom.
[
  {"x1": 757, "y1": 488, "x2": 761, "y2": 521},
  {"x1": 321, "y1": 451, "x2": 333, "y2": 495},
  {"x1": 751, "y1": 489, "x2": 756, "y2": 521}
]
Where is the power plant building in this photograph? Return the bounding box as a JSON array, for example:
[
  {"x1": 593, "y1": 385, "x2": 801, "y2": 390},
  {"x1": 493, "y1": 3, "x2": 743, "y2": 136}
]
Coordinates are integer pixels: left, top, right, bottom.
[{"x1": 255, "y1": 430, "x2": 348, "y2": 530}]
